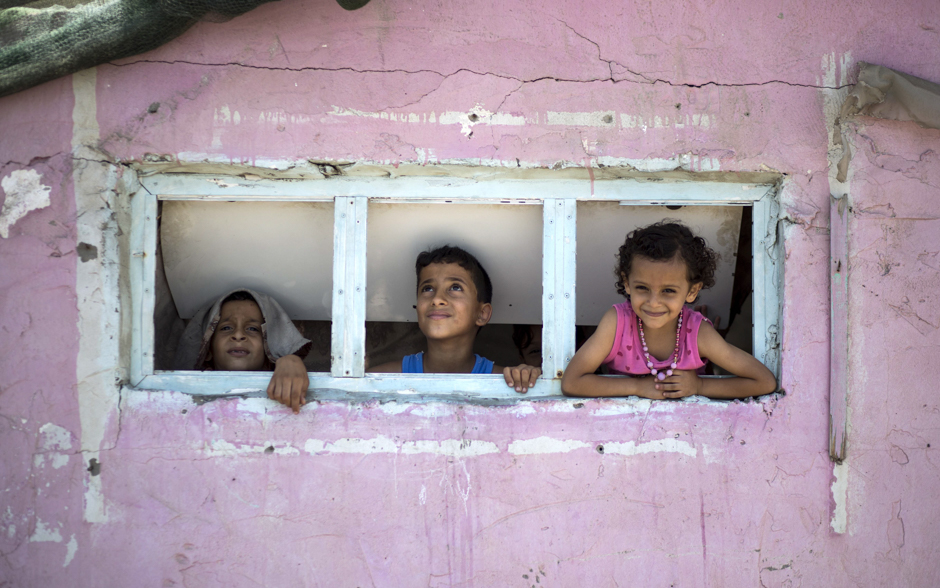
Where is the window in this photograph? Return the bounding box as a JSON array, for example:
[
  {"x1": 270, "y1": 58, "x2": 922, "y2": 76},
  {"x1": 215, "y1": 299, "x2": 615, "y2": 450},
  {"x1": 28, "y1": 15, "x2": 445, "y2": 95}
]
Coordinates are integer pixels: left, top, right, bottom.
[{"x1": 130, "y1": 169, "x2": 781, "y2": 401}]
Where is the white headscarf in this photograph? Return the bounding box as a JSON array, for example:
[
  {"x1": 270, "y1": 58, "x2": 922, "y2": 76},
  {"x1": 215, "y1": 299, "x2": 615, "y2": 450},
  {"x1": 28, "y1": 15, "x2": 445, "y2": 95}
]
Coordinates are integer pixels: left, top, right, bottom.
[{"x1": 173, "y1": 288, "x2": 310, "y2": 370}]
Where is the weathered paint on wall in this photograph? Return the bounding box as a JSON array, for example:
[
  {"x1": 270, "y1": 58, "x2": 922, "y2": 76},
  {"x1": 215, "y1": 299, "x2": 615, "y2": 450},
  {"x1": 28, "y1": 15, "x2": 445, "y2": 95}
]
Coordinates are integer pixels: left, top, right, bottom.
[{"x1": 1, "y1": 0, "x2": 939, "y2": 586}]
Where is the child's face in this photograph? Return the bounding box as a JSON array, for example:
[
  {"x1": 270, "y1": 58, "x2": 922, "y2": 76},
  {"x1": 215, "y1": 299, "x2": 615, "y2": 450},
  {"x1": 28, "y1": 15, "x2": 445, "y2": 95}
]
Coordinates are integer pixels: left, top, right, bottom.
[
  {"x1": 622, "y1": 255, "x2": 702, "y2": 331},
  {"x1": 416, "y1": 262, "x2": 492, "y2": 342},
  {"x1": 209, "y1": 300, "x2": 266, "y2": 371}
]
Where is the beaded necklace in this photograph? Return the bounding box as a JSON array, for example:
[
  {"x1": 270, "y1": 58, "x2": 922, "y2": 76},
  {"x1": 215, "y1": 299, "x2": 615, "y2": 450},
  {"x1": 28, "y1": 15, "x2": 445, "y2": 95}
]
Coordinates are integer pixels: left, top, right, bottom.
[{"x1": 637, "y1": 313, "x2": 682, "y2": 381}]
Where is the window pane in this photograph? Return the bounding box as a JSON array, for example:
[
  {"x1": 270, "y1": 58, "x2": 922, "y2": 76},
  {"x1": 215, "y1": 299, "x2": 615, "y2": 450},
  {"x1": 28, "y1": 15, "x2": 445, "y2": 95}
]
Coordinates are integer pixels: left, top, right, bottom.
[
  {"x1": 155, "y1": 200, "x2": 333, "y2": 371},
  {"x1": 366, "y1": 201, "x2": 543, "y2": 369},
  {"x1": 575, "y1": 202, "x2": 743, "y2": 327}
]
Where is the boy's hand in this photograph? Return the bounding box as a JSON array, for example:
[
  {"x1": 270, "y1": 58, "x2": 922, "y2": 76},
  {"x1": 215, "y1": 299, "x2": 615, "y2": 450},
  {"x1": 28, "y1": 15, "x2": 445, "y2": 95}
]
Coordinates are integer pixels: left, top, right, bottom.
[
  {"x1": 503, "y1": 364, "x2": 541, "y2": 394},
  {"x1": 267, "y1": 355, "x2": 309, "y2": 414},
  {"x1": 654, "y1": 369, "x2": 703, "y2": 399}
]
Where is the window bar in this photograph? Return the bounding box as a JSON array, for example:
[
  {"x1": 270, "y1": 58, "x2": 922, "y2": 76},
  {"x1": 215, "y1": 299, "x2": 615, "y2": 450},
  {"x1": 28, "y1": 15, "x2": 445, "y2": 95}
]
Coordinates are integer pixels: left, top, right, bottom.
[
  {"x1": 130, "y1": 189, "x2": 158, "y2": 385},
  {"x1": 542, "y1": 198, "x2": 577, "y2": 382},
  {"x1": 752, "y1": 193, "x2": 781, "y2": 376},
  {"x1": 331, "y1": 196, "x2": 368, "y2": 378}
]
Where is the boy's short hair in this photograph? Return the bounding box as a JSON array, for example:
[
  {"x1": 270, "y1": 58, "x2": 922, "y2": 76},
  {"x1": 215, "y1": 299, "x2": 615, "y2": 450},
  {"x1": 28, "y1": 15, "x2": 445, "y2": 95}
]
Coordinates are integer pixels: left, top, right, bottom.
[{"x1": 415, "y1": 245, "x2": 493, "y2": 304}]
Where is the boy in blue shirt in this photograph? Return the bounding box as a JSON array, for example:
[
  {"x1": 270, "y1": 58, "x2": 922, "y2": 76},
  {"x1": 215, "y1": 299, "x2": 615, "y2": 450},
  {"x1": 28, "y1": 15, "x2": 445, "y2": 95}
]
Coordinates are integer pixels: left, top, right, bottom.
[{"x1": 369, "y1": 245, "x2": 541, "y2": 393}]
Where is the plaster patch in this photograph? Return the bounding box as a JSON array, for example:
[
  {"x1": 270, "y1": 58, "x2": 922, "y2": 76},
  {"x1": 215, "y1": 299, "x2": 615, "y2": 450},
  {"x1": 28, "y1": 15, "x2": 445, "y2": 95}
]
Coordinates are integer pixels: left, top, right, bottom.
[
  {"x1": 438, "y1": 109, "x2": 479, "y2": 136},
  {"x1": 83, "y1": 477, "x2": 108, "y2": 523},
  {"x1": 508, "y1": 436, "x2": 592, "y2": 455},
  {"x1": 51, "y1": 453, "x2": 69, "y2": 469},
  {"x1": 702, "y1": 444, "x2": 719, "y2": 464},
  {"x1": 214, "y1": 105, "x2": 232, "y2": 124},
  {"x1": 507, "y1": 404, "x2": 537, "y2": 417},
  {"x1": 327, "y1": 436, "x2": 398, "y2": 454},
  {"x1": 304, "y1": 439, "x2": 325, "y2": 453},
  {"x1": 204, "y1": 440, "x2": 299, "y2": 456},
  {"x1": 303, "y1": 436, "x2": 398, "y2": 454},
  {"x1": 39, "y1": 423, "x2": 73, "y2": 451},
  {"x1": 604, "y1": 438, "x2": 697, "y2": 458},
  {"x1": 233, "y1": 396, "x2": 275, "y2": 415},
  {"x1": 6, "y1": 524, "x2": 14, "y2": 539},
  {"x1": 409, "y1": 404, "x2": 455, "y2": 418},
  {"x1": 0, "y1": 169, "x2": 52, "y2": 238},
  {"x1": 73, "y1": 67, "x2": 119, "y2": 525},
  {"x1": 547, "y1": 111, "x2": 616, "y2": 127},
  {"x1": 122, "y1": 388, "x2": 194, "y2": 412},
  {"x1": 29, "y1": 519, "x2": 62, "y2": 543},
  {"x1": 376, "y1": 402, "x2": 413, "y2": 416},
  {"x1": 546, "y1": 402, "x2": 580, "y2": 413},
  {"x1": 302, "y1": 437, "x2": 498, "y2": 456},
  {"x1": 401, "y1": 439, "x2": 499, "y2": 457},
  {"x1": 831, "y1": 462, "x2": 848, "y2": 534},
  {"x1": 591, "y1": 399, "x2": 653, "y2": 416},
  {"x1": 63, "y1": 534, "x2": 77, "y2": 567}
]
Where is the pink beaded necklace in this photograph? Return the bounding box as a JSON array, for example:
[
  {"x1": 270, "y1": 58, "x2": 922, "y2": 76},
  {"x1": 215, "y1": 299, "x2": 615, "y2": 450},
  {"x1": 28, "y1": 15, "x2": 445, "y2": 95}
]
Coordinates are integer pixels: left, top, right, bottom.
[{"x1": 637, "y1": 313, "x2": 682, "y2": 381}]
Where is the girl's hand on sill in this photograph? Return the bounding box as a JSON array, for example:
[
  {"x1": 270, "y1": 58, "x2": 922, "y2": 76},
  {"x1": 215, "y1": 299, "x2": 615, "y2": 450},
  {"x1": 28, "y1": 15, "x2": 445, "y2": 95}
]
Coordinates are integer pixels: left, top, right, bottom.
[{"x1": 655, "y1": 369, "x2": 703, "y2": 399}]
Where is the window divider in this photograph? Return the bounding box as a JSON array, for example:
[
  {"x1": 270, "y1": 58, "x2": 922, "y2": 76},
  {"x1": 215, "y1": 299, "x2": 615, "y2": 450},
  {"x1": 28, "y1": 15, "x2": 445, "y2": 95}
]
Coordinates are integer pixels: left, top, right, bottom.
[
  {"x1": 542, "y1": 198, "x2": 577, "y2": 380},
  {"x1": 331, "y1": 196, "x2": 368, "y2": 378}
]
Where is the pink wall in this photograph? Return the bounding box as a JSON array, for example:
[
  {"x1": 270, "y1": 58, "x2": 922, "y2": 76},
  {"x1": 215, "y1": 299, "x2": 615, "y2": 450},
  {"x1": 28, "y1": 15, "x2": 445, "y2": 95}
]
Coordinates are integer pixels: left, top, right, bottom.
[{"x1": 2, "y1": 1, "x2": 939, "y2": 585}]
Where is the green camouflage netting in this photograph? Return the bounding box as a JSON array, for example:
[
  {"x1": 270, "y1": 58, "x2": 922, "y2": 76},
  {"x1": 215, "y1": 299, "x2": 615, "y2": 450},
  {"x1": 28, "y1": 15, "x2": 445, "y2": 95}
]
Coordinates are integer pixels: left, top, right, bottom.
[{"x1": 0, "y1": 0, "x2": 370, "y2": 98}]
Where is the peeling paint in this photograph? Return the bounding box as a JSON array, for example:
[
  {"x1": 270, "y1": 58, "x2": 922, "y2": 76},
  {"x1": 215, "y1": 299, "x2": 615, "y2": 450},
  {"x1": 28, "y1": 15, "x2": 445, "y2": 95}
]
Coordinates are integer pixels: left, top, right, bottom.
[
  {"x1": 38, "y1": 423, "x2": 73, "y2": 451},
  {"x1": 73, "y1": 67, "x2": 120, "y2": 525},
  {"x1": 508, "y1": 436, "x2": 592, "y2": 455},
  {"x1": 831, "y1": 462, "x2": 848, "y2": 534},
  {"x1": 401, "y1": 439, "x2": 499, "y2": 457},
  {"x1": 204, "y1": 440, "x2": 300, "y2": 456},
  {"x1": 603, "y1": 438, "x2": 698, "y2": 458},
  {"x1": 63, "y1": 534, "x2": 78, "y2": 567},
  {"x1": 323, "y1": 106, "x2": 712, "y2": 136},
  {"x1": 546, "y1": 110, "x2": 616, "y2": 127},
  {"x1": 0, "y1": 168, "x2": 52, "y2": 238},
  {"x1": 302, "y1": 436, "x2": 499, "y2": 456},
  {"x1": 304, "y1": 436, "x2": 397, "y2": 455},
  {"x1": 29, "y1": 519, "x2": 62, "y2": 543}
]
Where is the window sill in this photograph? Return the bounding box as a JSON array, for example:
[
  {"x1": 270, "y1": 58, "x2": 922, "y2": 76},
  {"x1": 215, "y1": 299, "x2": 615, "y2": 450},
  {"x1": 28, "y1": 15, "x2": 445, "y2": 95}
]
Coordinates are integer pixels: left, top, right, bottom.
[{"x1": 131, "y1": 373, "x2": 780, "y2": 406}]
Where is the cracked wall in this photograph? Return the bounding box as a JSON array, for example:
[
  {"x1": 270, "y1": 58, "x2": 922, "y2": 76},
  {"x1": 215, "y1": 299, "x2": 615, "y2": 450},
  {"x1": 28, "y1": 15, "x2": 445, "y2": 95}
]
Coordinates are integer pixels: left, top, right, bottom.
[{"x1": 1, "y1": 0, "x2": 940, "y2": 586}]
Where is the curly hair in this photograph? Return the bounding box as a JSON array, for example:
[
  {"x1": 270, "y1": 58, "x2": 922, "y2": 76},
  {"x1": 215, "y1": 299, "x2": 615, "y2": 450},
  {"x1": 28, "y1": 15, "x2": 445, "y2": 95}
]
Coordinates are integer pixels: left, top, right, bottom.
[{"x1": 614, "y1": 221, "x2": 718, "y2": 298}]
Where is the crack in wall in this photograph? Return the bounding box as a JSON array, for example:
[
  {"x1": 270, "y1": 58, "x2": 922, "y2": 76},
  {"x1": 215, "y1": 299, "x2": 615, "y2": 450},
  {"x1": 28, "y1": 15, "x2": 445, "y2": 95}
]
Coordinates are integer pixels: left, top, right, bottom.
[{"x1": 109, "y1": 58, "x2": 852, "y2": 91}]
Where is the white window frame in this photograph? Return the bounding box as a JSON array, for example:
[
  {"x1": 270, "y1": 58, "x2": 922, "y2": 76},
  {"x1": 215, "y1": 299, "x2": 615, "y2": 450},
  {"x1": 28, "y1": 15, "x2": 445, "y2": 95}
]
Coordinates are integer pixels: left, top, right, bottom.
[{"x1": 130, "y1": 171, "x2": 780, "y2": 401}]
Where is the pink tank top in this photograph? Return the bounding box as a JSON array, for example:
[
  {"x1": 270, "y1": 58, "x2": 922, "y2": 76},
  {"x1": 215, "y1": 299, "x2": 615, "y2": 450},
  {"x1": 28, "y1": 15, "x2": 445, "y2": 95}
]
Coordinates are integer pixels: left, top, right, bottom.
[{"x1": 602, "y1": 302, "x2": 708, "y2": 376}]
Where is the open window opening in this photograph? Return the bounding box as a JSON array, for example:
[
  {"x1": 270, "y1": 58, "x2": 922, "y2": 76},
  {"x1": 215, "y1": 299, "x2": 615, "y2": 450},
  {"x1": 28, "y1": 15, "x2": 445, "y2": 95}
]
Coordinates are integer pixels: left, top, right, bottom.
[
  {"x1": 365, "y1": 201, "x2": 544, "y2": 372},
  {"x1": 131, "y1": 170, "x2": 779, "y2": 399},
  {"x1": 153, "y1": 199, "x2": 334, "y2": 373},
  {"x1": 574, "y1": 202, "x2": 753, "y2": 375}
]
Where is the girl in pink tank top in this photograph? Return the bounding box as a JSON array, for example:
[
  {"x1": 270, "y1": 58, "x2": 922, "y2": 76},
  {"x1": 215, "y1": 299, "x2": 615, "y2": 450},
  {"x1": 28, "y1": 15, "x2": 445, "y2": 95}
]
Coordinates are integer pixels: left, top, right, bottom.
[{"x1": 561, "y1": 222, "x2": 777, "y2": 400}]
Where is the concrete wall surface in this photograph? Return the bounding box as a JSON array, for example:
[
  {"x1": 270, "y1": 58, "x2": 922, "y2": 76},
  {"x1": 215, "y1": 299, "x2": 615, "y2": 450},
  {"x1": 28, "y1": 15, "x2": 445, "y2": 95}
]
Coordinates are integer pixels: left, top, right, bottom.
[{"x1": 1, "y1": 1, "x2": 939, "y2": 586}]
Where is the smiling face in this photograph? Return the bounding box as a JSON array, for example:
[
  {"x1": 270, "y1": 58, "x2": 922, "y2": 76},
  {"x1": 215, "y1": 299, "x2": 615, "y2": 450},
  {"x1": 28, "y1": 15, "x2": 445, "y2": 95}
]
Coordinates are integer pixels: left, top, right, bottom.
[
  {"x1": 208, "y1": 300, "x2": 267, "y2": 371},
  {"x1": 416, "y1": 262, "x2": 492, "y2": 342},
  {"x1": 623, "y1": 255, "x2": 702, "y2": 332}
]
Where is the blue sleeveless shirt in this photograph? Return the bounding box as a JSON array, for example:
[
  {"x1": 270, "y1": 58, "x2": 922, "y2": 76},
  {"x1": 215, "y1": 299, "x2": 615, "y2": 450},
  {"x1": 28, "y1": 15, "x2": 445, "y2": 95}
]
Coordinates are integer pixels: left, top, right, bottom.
[{"x1": 401, "y1": 352, "x2": 494, "y2": 374}]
